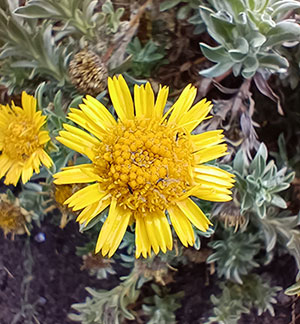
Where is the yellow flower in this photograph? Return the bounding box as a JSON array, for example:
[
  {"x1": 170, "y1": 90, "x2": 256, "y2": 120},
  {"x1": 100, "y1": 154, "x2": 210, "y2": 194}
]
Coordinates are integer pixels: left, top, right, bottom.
[
  {"x1": 0, "y1": 92, "x2": 53, "y2": 186},
  {"x1": 54, "y1": 75, "x2": 235, "y2": 258}
]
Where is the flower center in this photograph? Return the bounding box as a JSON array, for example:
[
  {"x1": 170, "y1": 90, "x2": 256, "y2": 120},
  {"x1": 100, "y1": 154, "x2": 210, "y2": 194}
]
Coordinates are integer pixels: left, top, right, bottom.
[
  {"x1": 3, "y1": 115, "x2": 40, "y2": 162},
  {"x1": 94, "y1": 118, "x2": 194, "y2": 215}
]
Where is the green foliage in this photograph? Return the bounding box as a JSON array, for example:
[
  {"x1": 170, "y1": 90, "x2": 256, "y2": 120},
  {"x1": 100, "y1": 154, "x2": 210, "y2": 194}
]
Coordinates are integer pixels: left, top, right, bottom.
[
  {"x1": 207, "y1": 228, "x2": 260, "y2": 284},
  {"x1": 160, "y1": 0, "x2": 205, "y2": 33},
  {"x1": 126, "y1": 37, "x2": 168, "y2": 77},
  {"x1": 13, "y1": 0, "x2": 123, "y2": 39},
  {"x1": 0, "y1": 7, "x2": 72, "y2": 92},
  {"x1": 258, "y1": 208, "x2": 300, "y2": 258},
  {"x1": 69, "y1": 271, "x2": 144, "y2": 324},
  {"x1": 142, "y1": 285, "x2": 184, "y2": 324},
  {"x1": 206, "y1": 274, "x2": 281, "y2": 324},
  {"x1": 285, "y1": 271, "x2": 300, "y2": 296},
  {"x1": 199, "y1": 0, "x2": 300, "y2": 78},
  {"x1": 233, "y1": 143, "x2": 295, "y2": 218}
]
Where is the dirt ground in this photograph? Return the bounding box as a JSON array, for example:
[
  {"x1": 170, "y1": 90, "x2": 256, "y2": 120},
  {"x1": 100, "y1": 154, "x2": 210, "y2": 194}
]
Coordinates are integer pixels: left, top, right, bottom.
[{"x1": 0, "y1": 217, "x2": 299, "y2": 324}]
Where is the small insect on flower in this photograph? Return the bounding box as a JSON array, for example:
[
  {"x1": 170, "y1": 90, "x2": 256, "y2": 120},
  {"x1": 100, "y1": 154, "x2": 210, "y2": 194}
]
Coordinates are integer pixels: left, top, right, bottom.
[
  {"x1": 54, "y1": 75, "x2": 235, "y2": 258},
  {"x1": 0, "y1": 92, "x2": 53, "y2": 186}
]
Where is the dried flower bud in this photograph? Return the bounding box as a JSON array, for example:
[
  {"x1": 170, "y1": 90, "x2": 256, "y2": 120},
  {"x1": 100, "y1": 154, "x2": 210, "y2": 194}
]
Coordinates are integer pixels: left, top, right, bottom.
[
  {"x1": 69, "y1": 49, "x2": 108, "y2": 96},
  {"x1": 0, "y1": 194, "x2": 30, "y2": 237}
]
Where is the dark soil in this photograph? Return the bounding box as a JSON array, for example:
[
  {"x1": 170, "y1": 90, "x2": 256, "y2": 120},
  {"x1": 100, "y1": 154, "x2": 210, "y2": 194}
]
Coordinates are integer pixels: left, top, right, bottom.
[
  {"x1": 1, "y1": 218, "x2": 299, "y2": 324},
  {"x1": 0, "y1": 220, "x2": 117, "y2": 324},
  {"x1": 173, "y1": 254, "x2": 300, "y2": 324}
]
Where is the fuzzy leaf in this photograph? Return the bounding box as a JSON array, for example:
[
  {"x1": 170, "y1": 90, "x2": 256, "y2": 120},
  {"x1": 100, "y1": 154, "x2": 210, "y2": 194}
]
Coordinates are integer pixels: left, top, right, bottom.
[{"x1": 200, "y1": 43, "x2": 229, "y2": 63}]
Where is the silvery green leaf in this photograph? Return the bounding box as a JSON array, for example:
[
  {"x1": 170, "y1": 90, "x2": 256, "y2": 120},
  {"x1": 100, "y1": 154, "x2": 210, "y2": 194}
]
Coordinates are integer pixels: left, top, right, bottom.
[
  {"x1": 258, "y1": 53, "x2": 289, "y2": 71},
  {"x1": 241, "y1": 69, "x2": 257, "y2": 78},
  {"x1": 200, "y1": 6, "x2": 234, "y2": 44},
  {"x1": 228, "y1": 51, "x2": 247, "y2": 63},
  {"x1": 11, "y1": 60, "x2": 37, "y2": 68},
  {"x1": 241, "y1": 192, "x2": 253, "y2": 211},
  {"x1": 272, "y1": 0, "x2": 300, "y2": 18},
  {"x1": 271, "y1": 195, "x2": 287, "y2": 209},
  {"x1": 268, "y1": 183, "x2": 291, "y2": 194},
  {"x1": 284, "y1": 171, "x2": 296, "y2": 184},
  {"x1": 234, "y1": 37, "x2": 249, "y2": 54},
  {"x1": 102, "y1": 0, "x2": 114, "y2": 14},
  {"x1": 14, "y1": 2, "x2": 60, "y2": 18},
  {"x1": 233, "y1": 149, "x2": 245, "y2": 175},
  {"x1": 232, "y1": 62, "x2": 243, "y2": 76},
  {"x1": 250, "y1": 143, "x2": 268, "y2": 174},
  {"x1": 248, "y1": 31, "x2": 266, "y2": 48},
  {"x1": 241, "y1": 55, "x2": 259, "y2": 77},
  {"x1": 199, "y1": 61, "x2": 234, "y2": 78},
  {"x1": 199, "y1": 43, "x2": 229, "y2": 63},
  {"x1": 264, "y1": 21, "x2": 300, "y2": 47},
  {"x1": 285, "y1": 279, "x2": 300, "y2": 296},
  {"x1": 256, "y1": 192, "x2": 266, "y2": 207},
  {"x1": 82, "y1": 0, "x2": 97, "y2": 20},
  {"x1": 210, "y1": 14, "x2": 235, "y2": 41},
  {"x1": 261, "y1": 13, "x2": 276, "y2": 28},
  {"x1": 257, "y1": 204, "x2": 266, "y2": 218}
]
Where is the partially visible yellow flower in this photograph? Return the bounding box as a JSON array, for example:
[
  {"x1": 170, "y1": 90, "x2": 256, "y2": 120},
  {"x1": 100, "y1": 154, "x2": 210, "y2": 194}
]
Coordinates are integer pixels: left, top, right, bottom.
[
  {"x1": 0, "y1": 194, "x2": 30, "y2": 237},
  {"x1": 0, "y1": 92, "x2": 53, "y2": 186},
  {"x1": 54, "y1": 75, "x2": 235, "y2": 258}
]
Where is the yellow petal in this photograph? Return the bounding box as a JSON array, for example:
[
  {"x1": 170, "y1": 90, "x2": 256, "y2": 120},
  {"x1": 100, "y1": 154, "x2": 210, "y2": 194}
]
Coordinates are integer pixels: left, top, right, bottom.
[
  {"x1": 135, "y1": 216, "x2": 151, "y2": 258},
  {"x1": 84, "y1": 95, "x2": 117, "y2": 127},
  {"x1": 38, "y1": 131, "x2": 51, "y2": 145},
  {"x1": 77, "y1": 198, "x2": 110, "y2": 226},
  {"x1": 190, "y1": 185, "x2": 233, "y2": 202},
  {"x1": 177, "y1": 99, "x2": 212, "y2": 132},
  {"x1": 108, "y1": 211, "x2": 131, "y2": 257},
  {"x1": 62, "y1": 123, "x2": 99, "y2": 146},
  {"x1": 65, "y1": 183, "x2": 106, "y2": 211},
  {"x1": 21, "y1": 91, "x2": 36, "y2": 119},
  {"x1": 191, "y1": 130, "x2": 224, "y2": 152},
  {"x1": 176, "y1": 198, "x2": 212, "y2": 232},
  {"x1": 37, "y1": 149, "x2": 53, "y2": 168},
  {"x1": 56, "y1": 135, "x2": 95, "y2": 160},
  {"x1": 154, "y1": 86, "x2": 169, "y2": 119},
  {"x1": 53, "y1": 164, "x2": 101, "y2": 184},
  {"x1": 21, "y1": 157, "x2": 34, "y2": 184},
  {"x1": 95, "y1": 197, "x2": 131, "y2": 256},
  {"x1": 194, "y1": 144, "x2": 228, "y2": 164},
  {"x1": 145, "y1": 216, "x2": 160, "y2": 254},
  {"x1": 108, "y1": 75, "x2": 134, "y2": 121},
  {"x1": 4, "y1": 163, "x2": 22, "y2": 186},
  {"x1": 0, "y1": 155, "x2": 12, "y2": 178},
  {"x1": 134, "y1": 82, "x2": 154, "y2": 118},
  {"x1": 168, "y1": 205, "x2": 195, "y2": 247},
  {"x1": 68, "y1": 109, "x2": 106, "y2": 140},
  {"x1": 167, "y1": 84, "x2": 197, "y2": 123}
]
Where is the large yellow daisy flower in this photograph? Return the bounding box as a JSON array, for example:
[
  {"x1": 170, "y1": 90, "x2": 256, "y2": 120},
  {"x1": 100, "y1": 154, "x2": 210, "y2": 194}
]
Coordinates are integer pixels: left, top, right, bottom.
[
  {"x1": 0, "y1": 92, "x2": 53, "y2": 186},
  {"x1": 54, "y1": 75, "x2": 235, "y2": 258}
]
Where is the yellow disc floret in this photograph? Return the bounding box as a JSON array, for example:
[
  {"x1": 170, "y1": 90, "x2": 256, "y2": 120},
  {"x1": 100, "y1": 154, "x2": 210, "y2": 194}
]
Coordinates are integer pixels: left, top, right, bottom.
[
  {"x1": 3, "y1": 115, "x2": 40, "y2": 161},
  {"x1": 93, "y1": 118, "x2": 194, "y2": 215}
]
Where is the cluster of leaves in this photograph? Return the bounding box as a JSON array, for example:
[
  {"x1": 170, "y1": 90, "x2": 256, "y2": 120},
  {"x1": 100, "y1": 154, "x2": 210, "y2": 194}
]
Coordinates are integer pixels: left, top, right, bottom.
[
  {"x1": 199, "y1": 0, "x2": 300, "y2": 78},
  {"x1": 207, "y1": 228, "x2": 260, "y2": 284},
  {"x1": 206, "y1": 274, "x2": 281, "y2": 324},
  {"x1": 0, "y1": 0, "x2": 126, "y2": 94},
  {"x1": 126, "y1": 37, "x2": 168, "y2": 77},
  {"x1": 233, "y1": 143, "x2": 295, "y2": 218},
  {"x1": 68, "y1": 257, "x2": 184, "y2": 324}
]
